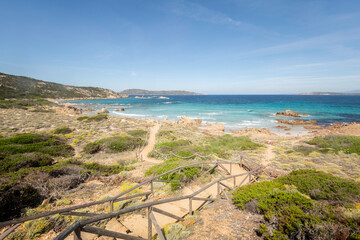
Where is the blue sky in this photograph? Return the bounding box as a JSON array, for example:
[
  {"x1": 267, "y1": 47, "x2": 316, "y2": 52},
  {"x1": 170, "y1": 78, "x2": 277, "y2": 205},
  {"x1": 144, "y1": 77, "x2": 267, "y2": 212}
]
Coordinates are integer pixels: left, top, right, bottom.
[{"x1": 1, "y1": 0, "x2": 360, "y2": 94}]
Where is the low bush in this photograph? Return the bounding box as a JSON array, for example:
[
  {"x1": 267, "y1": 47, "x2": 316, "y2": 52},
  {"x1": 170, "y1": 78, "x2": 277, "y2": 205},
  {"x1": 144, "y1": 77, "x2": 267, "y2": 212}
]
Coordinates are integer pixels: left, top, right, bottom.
[
  {"x1": 83, "y1": 162, "x2": 127, "y2": 175},
  {"x1": 83, "y1": 134, "x2": 145, "y2": 154},
  {"x1": 0, "y1": 153, "x2": 53, "y2": 172},
  {"x1": 0, "y1": 133, "x2": 74, "y2": 159},
  {"x1": 77, "y1": 114, "x2": 108, "y2": 122},
  {"x1": 146, "y1": 158, "x2": 204, "y2": 191},
  {"x1": 277, "y1": 169, "x2": 360, "y2": 203},
  {"x1": 152, "y1": 134, "x2": 261, "y2": 160},
  {"x1": 53, "y1": 127, "x2": 73, "y2": 134},
  {"x1": 127, "y1": 129, "x2": 147, "y2": 138},
  {"x1": 232, "y1": 170, "x2": 360, "y2": 239},
  {"x1": 306, "y1": 135, "x2": 360, "y2": 155}
]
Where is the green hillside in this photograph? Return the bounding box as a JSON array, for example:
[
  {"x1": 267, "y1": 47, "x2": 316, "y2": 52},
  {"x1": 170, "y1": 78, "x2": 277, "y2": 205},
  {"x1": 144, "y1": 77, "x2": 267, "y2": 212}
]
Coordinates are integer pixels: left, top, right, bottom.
[{"x1": 0, "y1": 72, "x2": 124, "y2": 99}]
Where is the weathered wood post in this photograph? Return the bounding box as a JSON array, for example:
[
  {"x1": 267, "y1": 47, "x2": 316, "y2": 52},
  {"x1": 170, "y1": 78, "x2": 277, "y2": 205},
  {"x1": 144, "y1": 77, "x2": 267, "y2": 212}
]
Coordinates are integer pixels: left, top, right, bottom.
[
  {"x1": 233, "y1": 176, "x2": 236, "y2": 187},
  {"x1": 74, "y1": 227, "x2": 82, "y2": 240},
  {"x1": 150, "y1": 180, "x2": 154, "y2": 193},
  {"x1": 189, "y1": 197, "x2": 193, "y2": 215},
  {"x1": 109, "y1": 200, "x2": 114, "y2": 212},
  {"x1": 148, "y1": 207, "x2": 152, "y2": 240}
]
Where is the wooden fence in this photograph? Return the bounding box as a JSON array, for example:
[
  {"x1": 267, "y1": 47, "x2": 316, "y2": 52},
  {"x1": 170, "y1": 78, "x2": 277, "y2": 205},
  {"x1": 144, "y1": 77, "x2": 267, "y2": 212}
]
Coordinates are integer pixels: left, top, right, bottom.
[{"x1": 0, "y1": 158, "x2": 262, "y2": 240}]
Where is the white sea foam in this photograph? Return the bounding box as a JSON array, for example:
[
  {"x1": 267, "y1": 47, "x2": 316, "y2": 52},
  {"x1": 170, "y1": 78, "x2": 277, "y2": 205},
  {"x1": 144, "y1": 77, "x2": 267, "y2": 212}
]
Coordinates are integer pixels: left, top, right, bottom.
[
  {"x1": 199, "y1": 112, "x2": 223, "y2": 116},
  {"x1": 112, "y1": 112, "x2": 148, "y2": 117}
]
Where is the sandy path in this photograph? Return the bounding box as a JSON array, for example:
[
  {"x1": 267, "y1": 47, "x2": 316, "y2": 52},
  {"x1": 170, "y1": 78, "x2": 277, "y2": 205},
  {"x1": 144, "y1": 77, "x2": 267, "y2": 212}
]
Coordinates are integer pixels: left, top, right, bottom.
[
  {"x1": 117, "y1": 163, "x2": 249, "y2": 239},
  {"x1": 262, "y1": 144, "x2": 276, "y2": 166},
  {"x1": 140, "y1": 123, "x2": 162, "y2": 164}
]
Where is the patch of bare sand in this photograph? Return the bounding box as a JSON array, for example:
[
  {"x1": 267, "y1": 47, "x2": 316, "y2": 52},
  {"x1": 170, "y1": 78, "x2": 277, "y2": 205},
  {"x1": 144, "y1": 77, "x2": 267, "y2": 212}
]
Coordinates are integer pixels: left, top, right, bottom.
[{"x1": 186, "y1": 200, "x2": 262, "y2": 240}]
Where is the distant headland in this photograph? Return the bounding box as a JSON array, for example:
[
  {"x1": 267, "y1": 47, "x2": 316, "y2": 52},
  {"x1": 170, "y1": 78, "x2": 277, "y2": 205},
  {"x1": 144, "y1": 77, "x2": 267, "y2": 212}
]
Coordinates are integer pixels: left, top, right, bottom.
[
  {"x1": 298, "y1": 91, "x2": 360, "y2": 95},
  {"x1": 118, "y1": 88, "x2": 204, "y2": 95}
]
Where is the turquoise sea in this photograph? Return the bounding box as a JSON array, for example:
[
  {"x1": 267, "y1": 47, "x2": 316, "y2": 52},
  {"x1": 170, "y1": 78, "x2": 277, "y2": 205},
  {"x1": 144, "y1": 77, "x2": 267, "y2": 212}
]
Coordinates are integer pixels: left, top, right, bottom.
[{"x1": 67, "y1": 95, "x2": 360, "y2": 133}]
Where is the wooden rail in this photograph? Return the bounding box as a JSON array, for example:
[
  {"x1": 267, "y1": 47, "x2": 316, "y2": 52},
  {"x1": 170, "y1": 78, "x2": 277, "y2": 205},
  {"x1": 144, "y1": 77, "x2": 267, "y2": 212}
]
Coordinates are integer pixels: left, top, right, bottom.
[
  {"x1": 53, "y1": 164, "x2": 262, "y2": 240},
  {"x1": 0, "y1": 157, "x2": 263, "y2": 240},
  {"x1": 0, "y1": 159, "x2": 246, "y2": 228}
]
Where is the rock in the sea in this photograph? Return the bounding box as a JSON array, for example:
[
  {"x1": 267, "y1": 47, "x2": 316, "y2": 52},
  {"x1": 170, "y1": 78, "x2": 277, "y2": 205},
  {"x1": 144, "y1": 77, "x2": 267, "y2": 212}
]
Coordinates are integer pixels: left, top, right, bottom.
[
  {"x1": 275, "y1": 119, "x2": 318, "y2": 126},
  {"x1": 275, "y1": 110, "x2": 301, "y2": 117},
  {"x1": 84, "y1": 108, "x2": 94, "y2": 111},
  {"x1": 96, "y1": 108, "x2": 110, "y2": 114},
  {"x1": 158, "y1": 96, "x2": 170, "y2": 99},
  {"x1": 115, "y1": 108, "x2": 125, "y2": 112}
]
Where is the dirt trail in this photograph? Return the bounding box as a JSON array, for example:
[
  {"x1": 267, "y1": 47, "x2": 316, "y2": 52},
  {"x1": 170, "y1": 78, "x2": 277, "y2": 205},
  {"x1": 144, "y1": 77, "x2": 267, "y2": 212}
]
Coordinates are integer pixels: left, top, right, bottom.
[
  {"x1": 116, "y1": 163, "x2": 249, "y2": 239},
  {"x1": 140, "y1": 122, "x2": 162, "y2": 164},
  {"x1": 262, "y1": 144, "x2": 276, "y2": 166}
]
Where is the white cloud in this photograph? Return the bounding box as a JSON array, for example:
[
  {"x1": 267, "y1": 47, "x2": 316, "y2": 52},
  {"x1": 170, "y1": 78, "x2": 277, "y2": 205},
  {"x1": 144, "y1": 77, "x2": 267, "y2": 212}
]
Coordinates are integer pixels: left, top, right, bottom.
[{"x1": 167, "y1": 0, "x2": 277, "y2": 36}]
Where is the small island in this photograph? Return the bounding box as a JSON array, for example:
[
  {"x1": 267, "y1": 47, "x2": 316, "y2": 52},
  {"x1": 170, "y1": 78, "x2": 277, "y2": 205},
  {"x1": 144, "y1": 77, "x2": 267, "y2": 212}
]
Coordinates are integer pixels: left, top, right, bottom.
[{"x1": 118, "y1": 88, "x2": 204, "y2": 95}]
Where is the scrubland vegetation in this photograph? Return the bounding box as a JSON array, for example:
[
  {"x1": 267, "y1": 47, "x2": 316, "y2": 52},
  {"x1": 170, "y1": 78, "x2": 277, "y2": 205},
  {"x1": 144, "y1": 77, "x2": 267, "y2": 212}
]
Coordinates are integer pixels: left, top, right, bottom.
[
  {"x1": 233, "y1": 170, "x2": 360, "y2": 240},
  {"x1": 151, "y1": 129, "x2": 261, "y2": 159}
]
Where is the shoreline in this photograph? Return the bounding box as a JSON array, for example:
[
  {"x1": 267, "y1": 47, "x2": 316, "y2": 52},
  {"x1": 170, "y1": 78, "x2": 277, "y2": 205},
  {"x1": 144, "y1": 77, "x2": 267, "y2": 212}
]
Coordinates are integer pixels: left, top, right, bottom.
[{"x1": 54, "y1": 100, "x2": 360, "y2": 137}]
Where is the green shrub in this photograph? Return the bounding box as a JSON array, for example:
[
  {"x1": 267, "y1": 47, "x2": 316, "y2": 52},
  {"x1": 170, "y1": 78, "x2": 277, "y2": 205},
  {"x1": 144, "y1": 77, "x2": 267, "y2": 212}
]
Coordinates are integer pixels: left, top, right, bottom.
[
  {"x1": 83, "y1": 142, "x2": 102, "y2": 154},
  {"x1": 83, "y1": 135, "x2": 144, "y2": 154},
  {"x1": 292, "y1": 145, "x2": 317, "y2": 156},
  {"x1": 127, "y1": 129, "x2": 147, "y2": 138},
  {"x1": 156, "y1": 139, "x2": 191, "y2": 152},
  {"x1": 233, "y1": 181, "x2": 283, "y2": 209},
  {"x1": 26, "y1": 217, "x2": 55, "y2": 239},
  {"x1": 106, "y1": 137, "x2": 144, "y2": 152},
  {"x1": 206, "y1": 134, "x2": 261, "y2": 151},
  {"x1": 152, "y1": 134, "x2": 261, "y2": 160},
  {"x1": 146, "y1": 158, "x2": 204, "y2": 191},
  {"x1": 84, "y1": 162, "x2": 126, "y2": 175},
  {"x1": 232, "y1": 170, "x2": 360, "y2": 239},
  {"x1": 77, "y1": 114, "x2": 108, "y2": 122},
  {"x1": 307, "y1": 135, "x2": 360, "y2": 155},
  {"x1": 53, "y1": 127, "x2": 73, "y2": 134},
  {"x1": 0, "y1": 153, "x2": 53, "y2": 172},
  {"x1": 0, "y1": 133, "x2": 74, "y2": 159},
  {"x1": 0, "y1": 134, "x2": 74, "y2": 174},
  {"x1": 277, "y1": 169, "x2": 360, "y2": 203}
]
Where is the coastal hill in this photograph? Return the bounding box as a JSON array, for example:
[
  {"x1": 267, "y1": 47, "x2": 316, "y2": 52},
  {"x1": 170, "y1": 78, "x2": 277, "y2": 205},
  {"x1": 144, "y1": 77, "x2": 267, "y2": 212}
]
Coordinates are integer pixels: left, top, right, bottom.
[
  {"x1": 119, "y1": 88, "x2": 203, "y2": 95},
  {"x1": 0, "y1": 72, "x2": 124, "y2": 99},
  {"x1": 298, "y1": 91, "x2": 360, "y2": 95}
]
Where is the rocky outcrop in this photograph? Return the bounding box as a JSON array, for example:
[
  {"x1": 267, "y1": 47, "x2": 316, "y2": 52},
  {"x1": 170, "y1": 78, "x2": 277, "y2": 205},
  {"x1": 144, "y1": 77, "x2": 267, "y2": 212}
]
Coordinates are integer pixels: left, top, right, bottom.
[
  {"x1": 199, "y1": 123, "x2": 225, "y2": 136},
  {"x1": 84, "y1": 108, "x2": 94, "y2": 111},
  {"x1": 275, "y1": 110, "x2": 308, "y2": 117},
  {"x1": 275, "y1": 119, "x2": 318, "y2": 126},
  {"x1": 53, "y1": 104, "x2": 83, "y2": 115},
  {"x1": 177, "y1": 116, "x2": 202, "y2": 127},
  {"x1": 96, "y1": 108, "x2": 109, "y2": 114},
  {"x1": 231, "y1": 127, "x2": 275, "y2": 136},
  {"x1": 115, "y1": 108, "x2": 125, "y2": 112}
]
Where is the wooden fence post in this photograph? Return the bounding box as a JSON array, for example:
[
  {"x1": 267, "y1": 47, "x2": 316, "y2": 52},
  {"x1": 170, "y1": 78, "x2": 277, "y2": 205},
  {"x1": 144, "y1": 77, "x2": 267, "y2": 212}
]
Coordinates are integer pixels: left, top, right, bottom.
[
  {"x1": 74, "y1": 227, "x2": 82, "y2": 240},
  {"x1": 148, "y1": 207, "x2": 152, "y2": 240},
  {"x1": 189, "y1": 198, "x2": 193, "y2": 215},
  {"x1": 233, "y1": 176, "x2": 236, "y2": 187},
  {"x1": 150, "y1": 181, "x2": 154, "y2": 193},
  {"x1": 109, "y1": 200, "x2": 114, "y2": 212}
]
